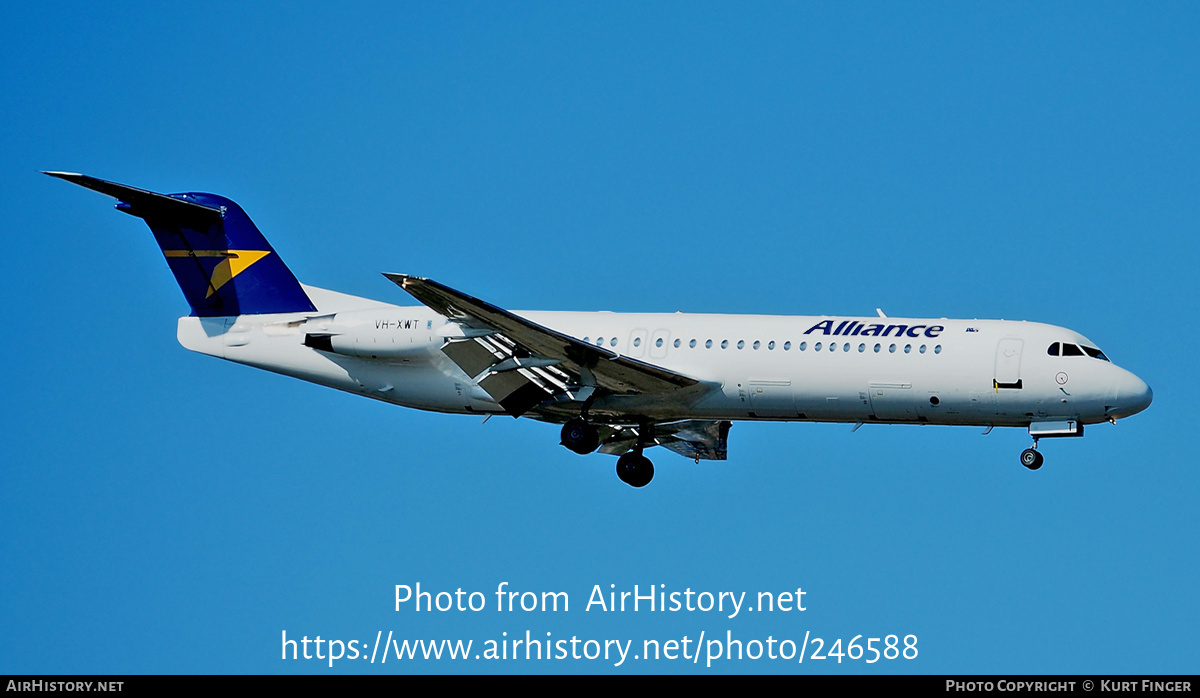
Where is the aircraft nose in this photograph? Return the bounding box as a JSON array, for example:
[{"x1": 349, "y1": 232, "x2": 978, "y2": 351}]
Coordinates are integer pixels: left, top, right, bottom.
[{"x1": 1109, "y1": 370, "x2": 1153, "y2": 419}]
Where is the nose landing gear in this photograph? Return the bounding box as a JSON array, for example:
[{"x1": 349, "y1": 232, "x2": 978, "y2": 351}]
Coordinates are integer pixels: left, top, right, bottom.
[{"x1": 1020, "y1": 442, "x2": 1044, "y2": 470}]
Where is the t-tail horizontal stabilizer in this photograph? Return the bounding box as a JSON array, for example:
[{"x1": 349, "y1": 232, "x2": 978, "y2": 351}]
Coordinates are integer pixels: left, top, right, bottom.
[{"x1": 45, "y1": 171, "x2": 316, "y2": 317}]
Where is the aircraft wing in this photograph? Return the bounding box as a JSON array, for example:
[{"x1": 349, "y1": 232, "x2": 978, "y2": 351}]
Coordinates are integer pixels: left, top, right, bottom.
[{"x1": 384, "y1": 274, "x2": 703, "y2": 416}]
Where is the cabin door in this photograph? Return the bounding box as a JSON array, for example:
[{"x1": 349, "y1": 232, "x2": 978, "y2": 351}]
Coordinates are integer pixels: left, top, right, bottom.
[{"x1": 994, "y1": 338, "x2": 1024, "y2": 389}]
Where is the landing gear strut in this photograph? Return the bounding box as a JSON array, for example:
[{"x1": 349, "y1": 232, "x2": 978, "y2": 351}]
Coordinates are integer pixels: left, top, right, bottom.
[
  {"x1": 1020, "y1": 441, "x2": 1044, "y2": 470},
  {"x1": 616, "y1": 449, "x2": 654, "y2": 488}
]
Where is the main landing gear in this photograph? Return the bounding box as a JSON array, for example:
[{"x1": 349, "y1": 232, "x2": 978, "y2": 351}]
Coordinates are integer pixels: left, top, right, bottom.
[
  {"x1": 560, "y1": 406, "x2": 656, "y2": 488},
  {"x1": 616, "y1": 449, "x2": 654, "y2": 488},
  {"x1": 1020, "y1": 441, "x2": 1044, "y2": 470},
  {"x1": 616, "y1": 422, "x2": 656, "y2": 488},
  {"x1": 560, "y1": 417, "x2": 600, "y2": 455}
]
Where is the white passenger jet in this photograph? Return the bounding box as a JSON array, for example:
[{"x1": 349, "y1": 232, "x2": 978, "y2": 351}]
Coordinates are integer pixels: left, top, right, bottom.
[{"x1": 48, "y1": 172, "x2": 1153, "y2": 487}]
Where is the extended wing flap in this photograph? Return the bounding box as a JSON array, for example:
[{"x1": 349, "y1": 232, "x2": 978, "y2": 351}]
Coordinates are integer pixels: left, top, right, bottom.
[
  {"x1": 384, "y1": 274, "x2": 700, "y2": 396},
  {"x1": 478, "y1": 370, "x2": 550, "y2": 417},
  {"x1": 441, "y1": 338, "x2": 501, "y2": 378}
]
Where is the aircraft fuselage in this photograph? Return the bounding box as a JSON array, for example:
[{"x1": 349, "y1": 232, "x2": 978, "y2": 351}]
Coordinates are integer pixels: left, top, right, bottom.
[{"x1": 178, "y1": 286, "x2": 1151, "y2": 431}]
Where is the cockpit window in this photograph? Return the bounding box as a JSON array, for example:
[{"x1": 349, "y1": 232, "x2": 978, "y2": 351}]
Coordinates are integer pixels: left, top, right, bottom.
[{"x1": 1050, "y1": 341, "x2": 1109, "y2": 360}]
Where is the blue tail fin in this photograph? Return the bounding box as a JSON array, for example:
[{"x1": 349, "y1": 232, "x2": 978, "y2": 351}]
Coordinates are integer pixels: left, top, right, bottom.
[{"x1": 46, "y1": 172, "x2": 316, "y2": 317}]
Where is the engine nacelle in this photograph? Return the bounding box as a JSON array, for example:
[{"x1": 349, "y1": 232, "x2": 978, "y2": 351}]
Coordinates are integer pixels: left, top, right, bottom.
[{"x1": 302, "y1": 309, "x2": 438, "y2": 359}]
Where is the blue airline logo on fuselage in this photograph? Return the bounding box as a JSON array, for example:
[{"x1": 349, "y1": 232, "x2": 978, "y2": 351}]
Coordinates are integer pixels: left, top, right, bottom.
[{"x1": 804, "y1": 320, "x2": 944, "y2": 338}]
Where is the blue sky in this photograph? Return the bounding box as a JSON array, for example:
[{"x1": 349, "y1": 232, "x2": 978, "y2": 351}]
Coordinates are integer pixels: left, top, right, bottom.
[{"x1": 1, "y1": 2, "x2": 1196, "y2": 674}]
